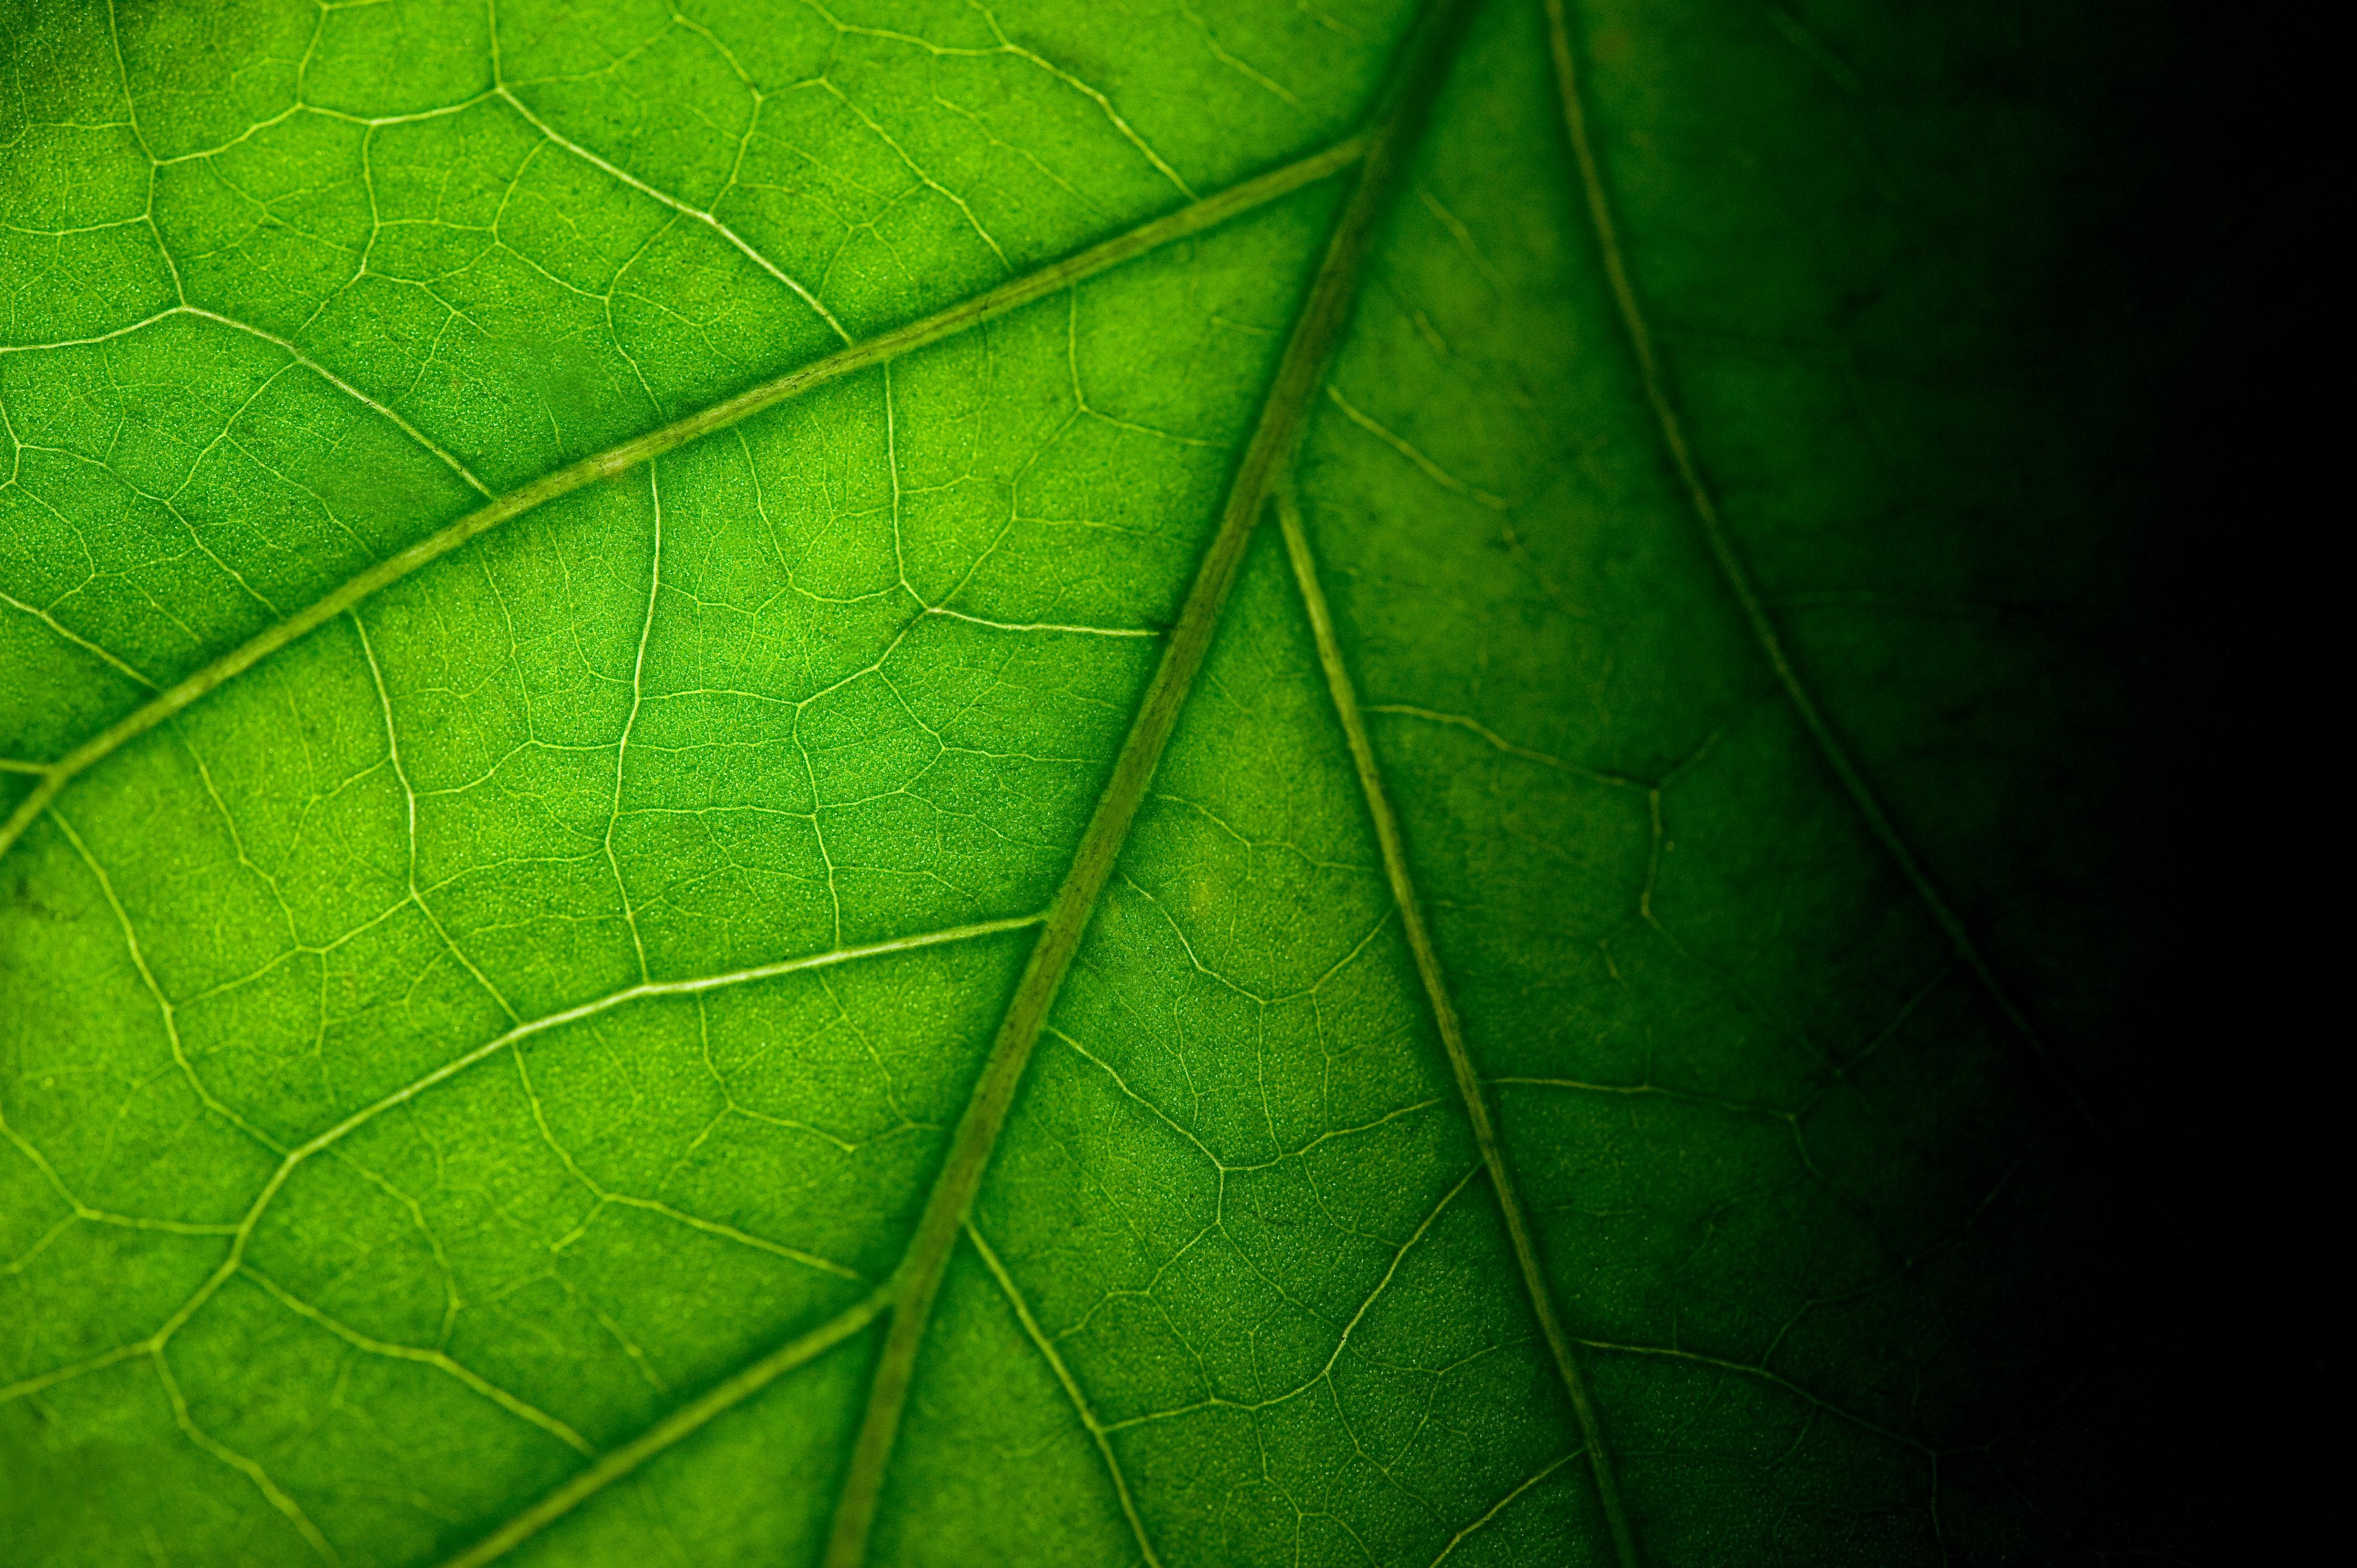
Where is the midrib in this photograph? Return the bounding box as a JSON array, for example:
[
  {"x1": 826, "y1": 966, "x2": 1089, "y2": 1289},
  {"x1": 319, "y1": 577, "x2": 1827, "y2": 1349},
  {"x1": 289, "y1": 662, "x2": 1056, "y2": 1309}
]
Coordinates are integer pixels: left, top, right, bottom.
[
  {"x1": 817, "y1": 1, "x2": 1493, "y2": 1561},
  {"x1": 412, "y1": 1, "x2": 1496, "y2": 1554},
  {"x1": 4, "y1": 5, "x2": 1670, "y2": 1565}
]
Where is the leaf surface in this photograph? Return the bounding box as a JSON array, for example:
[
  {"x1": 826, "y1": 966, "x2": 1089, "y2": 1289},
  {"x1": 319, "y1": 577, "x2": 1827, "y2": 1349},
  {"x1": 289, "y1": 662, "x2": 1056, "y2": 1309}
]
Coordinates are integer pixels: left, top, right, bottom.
[{"x1": 0, "y1": 1, "x2": 2217, "y2": 1564}]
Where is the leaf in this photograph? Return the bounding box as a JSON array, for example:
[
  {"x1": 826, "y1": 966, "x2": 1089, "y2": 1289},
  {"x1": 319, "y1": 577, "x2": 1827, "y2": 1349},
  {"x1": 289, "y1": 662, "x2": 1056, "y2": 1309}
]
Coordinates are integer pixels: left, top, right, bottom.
[{"x1": 0, "y1": 1, "x2": 2219, "y2": 1565}]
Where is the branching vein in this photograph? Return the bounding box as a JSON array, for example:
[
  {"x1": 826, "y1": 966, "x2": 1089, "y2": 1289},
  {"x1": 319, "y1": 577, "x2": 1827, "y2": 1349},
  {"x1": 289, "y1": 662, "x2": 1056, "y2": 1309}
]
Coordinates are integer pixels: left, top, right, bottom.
[
  {"x1": 816, "y1": 6, "x2": 1485, "y2": 1561},
  {"x1": 0, "y1": 132, "x2": 1371, "y2": 867}
]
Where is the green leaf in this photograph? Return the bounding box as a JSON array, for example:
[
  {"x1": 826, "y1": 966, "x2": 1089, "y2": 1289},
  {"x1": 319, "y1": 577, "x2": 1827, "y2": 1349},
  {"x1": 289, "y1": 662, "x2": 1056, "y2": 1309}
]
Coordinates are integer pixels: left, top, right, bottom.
[{"x1": 0, "y1": 1, "x2": 2220, "y2": 1564}]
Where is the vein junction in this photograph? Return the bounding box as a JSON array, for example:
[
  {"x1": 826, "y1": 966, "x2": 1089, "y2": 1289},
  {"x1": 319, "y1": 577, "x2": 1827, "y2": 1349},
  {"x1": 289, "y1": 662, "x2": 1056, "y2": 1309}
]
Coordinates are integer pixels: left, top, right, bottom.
[
  {"x1": 0, "y1": 40, "x2": 1414, "y2": 1561},
  {"x1": 0, "y1": 133, "x2": 1368, "y2": 867},
  {"x1": 0, "y1": 2, "x2": 2098, "y2": 1564},
  {"x1": 8, "y1": 2, "x2": 1594, "y2": 1562}
]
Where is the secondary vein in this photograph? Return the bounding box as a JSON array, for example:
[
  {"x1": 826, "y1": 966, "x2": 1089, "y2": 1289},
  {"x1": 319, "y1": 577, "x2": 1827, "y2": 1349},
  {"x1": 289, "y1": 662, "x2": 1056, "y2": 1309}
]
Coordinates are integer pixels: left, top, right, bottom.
[
  {"x1": 0, "y1": 130, "x2": 1371, "y2": 868},
  {"x1": 967, "y1": 1220, "x2": 1166, "y2": 1568},
  {"x1": 1537, "y1": 0, "x2": 2099, "y2": 1136},
  {"x1": 0, "y1": 917, "x2": 1033, "y2": 1413},
  {"x1": 817, "y1": 3, "x2": 1489, "y2": 1562},
  {"x1": 433, "y1": 1285, "x2": 897, "y2": 1568},
  {"x1": 1276, "y1": 486, "x2": 1644, "y2": 1568}
]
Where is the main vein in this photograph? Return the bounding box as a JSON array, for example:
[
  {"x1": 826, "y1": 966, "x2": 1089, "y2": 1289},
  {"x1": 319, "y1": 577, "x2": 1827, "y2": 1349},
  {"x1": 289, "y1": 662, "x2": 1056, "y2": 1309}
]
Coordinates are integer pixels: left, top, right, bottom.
[
  {"x1": 1276, "y1": 489, "x2": 1643, "y2": 1568},
  {"x1": 0, "y1": 131, "x2": 1370, "y2": 866},
  {"x1": 818, "y1": 4, "x2": 1486, "y2": 1564},
  {"x1": 1538, "y1": 0, "x2": 2099, "y2": 1134}
]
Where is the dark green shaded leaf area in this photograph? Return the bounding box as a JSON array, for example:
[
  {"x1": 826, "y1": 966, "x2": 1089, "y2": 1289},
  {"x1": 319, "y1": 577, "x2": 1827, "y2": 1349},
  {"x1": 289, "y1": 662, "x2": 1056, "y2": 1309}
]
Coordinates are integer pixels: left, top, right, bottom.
[{"x1": 0, "y1": 1, "x2": 2256, "y2": 1564}]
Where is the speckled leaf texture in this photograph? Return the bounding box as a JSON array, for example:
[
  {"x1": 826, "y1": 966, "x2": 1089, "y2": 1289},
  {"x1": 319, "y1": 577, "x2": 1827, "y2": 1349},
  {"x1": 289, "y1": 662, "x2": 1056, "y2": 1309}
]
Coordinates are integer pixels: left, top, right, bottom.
[{"x1": 0, "y1": 1, "x2": 2263, "y2": 1564}]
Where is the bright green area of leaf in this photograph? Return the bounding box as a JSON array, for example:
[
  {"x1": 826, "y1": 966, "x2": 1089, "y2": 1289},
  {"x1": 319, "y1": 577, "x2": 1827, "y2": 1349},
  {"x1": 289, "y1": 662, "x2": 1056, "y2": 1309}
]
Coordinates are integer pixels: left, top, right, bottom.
[{"x1": 1, "y1": 1, "x2": 2216, "y2": 1565}]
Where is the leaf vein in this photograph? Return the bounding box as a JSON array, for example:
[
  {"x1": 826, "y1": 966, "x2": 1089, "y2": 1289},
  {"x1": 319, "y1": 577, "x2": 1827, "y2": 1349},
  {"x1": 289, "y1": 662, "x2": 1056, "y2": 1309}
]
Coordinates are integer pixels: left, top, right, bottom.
[
  {"x1": 0, "y1": 133, "x2": 1371, "y2": 866},
  {"x1": 1276, "y1": 482, "x2": 1643, "y2": 1565}
]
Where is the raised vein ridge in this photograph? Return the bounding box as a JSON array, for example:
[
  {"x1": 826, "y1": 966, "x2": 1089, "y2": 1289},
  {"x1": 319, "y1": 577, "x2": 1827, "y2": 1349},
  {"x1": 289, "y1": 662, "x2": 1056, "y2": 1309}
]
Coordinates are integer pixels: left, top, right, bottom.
[
  {"x1": 1538, "y1": 0, "x2": 2099, "y2": 1135},
  {"x1": 0, "y1": 132, "x2": 1370, "y2": 866},
  {"x1": 817, "y1": 3, "x2": 1490, "y2": 1562},
  {"x1": 1277, "y1": 488, "x2": 1644, "y2": 1568}
]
